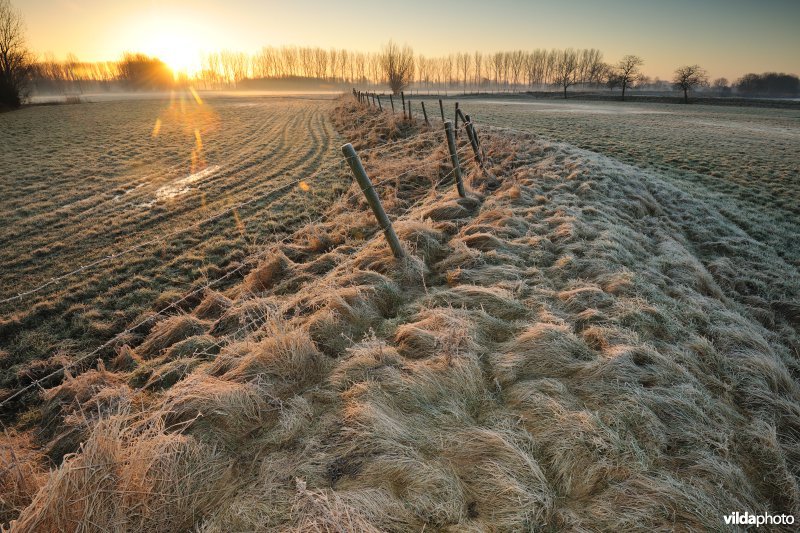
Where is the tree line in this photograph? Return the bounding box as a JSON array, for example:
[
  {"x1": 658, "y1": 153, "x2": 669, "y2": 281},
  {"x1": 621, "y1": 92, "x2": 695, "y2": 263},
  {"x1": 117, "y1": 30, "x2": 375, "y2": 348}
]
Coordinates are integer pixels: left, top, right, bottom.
[
  {"x1": 25, "y1": 44, "x2": 800, "y2": 99},
  {"x1": 2, "y1": 0, "x2": 798, "y2": 109}
]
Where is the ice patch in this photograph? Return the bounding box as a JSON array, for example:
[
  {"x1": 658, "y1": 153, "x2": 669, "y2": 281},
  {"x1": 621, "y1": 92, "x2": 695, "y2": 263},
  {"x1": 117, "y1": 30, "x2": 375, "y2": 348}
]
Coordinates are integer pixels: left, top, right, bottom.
[{"x1": 155, "y1": 165, "x2": 221, "y2": 200}]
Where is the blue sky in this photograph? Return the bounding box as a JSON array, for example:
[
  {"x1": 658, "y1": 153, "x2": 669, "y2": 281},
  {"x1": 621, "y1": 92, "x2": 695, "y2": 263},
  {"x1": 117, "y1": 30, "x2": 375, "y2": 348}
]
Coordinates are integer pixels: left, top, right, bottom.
[{"x1": 18, "y1": 0, "x2": 800, "y2": 79}]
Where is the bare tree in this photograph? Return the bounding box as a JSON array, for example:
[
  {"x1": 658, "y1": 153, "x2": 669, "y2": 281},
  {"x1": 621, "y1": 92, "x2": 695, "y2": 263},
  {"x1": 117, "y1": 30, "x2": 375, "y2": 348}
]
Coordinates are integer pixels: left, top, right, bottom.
[
  {"x1": 509, "y1": 50, "x2": 525, "y2": 91},
  {"x1": 673, "y1": 64, "x2": 708, "y2": 103},
  {"x1": 473, "y1": 51, "x2": 483, "y2": 89},
  {"x1": 712, "y1": 77, "x2": 729, "y2": 96},
  {"x1": 457, "y1": 52, "x2": 471, "y2": 92},
  {"x1": 0, "y1": 0, "x2": 31, "y2": 108},
  {"x1": 489, "y1": 52, "x2": 504, "y2": 92},
  {"x1": 615, "y1": 54, "x2": 644, "y2": 101},
  {"x1": 555, "y1": 48, "x2": 579, "y2": 99},
  {"x1": 381, "y1": 41, "x2": 414, "y2": 95}
]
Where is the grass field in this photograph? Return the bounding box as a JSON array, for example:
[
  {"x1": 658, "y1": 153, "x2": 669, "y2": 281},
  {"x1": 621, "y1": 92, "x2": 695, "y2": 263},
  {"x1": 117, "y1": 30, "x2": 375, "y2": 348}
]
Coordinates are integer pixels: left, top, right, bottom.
[
  {"x1": 1, "y1": 95, "x2": 799, "y2": 530},
  {"x1": 0, "y1": 93, "x2": 348, "y2": 399},
  {"x1": 413, "y1": 95, "x2": 800, "y2": 265}
]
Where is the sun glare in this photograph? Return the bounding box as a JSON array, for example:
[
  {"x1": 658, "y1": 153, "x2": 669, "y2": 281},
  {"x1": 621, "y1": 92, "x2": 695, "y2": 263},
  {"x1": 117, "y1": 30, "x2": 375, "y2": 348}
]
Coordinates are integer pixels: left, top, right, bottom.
[
  {"x1": 135, "y1": 15, "x2": 204, "y2": 78},
  {"x1": 148, "y1": 33, "x2": 201, "y2": 77}
]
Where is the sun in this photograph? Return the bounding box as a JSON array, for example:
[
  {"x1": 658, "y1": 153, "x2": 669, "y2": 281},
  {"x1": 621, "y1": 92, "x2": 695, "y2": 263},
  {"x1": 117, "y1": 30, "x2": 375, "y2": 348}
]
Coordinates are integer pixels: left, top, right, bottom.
[
  {"x1": 153, "y1": 35, "x2": 200, "y2": 76},
  {"x1": 134, "y1": 14, "x2": 204, "y2": 78}
]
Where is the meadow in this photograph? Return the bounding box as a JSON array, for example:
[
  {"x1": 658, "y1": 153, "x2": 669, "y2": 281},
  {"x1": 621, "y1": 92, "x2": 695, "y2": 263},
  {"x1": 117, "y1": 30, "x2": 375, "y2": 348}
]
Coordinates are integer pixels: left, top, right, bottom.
[
  {"x1": 0, "y1": 93, "x2": 347, "y2": 402},
  {"x1": 413, "y1": 95, "x2": 800, "y2": 264},
  {"x1": 1, "y1": 94, "x2": 798, "y2": 531}
]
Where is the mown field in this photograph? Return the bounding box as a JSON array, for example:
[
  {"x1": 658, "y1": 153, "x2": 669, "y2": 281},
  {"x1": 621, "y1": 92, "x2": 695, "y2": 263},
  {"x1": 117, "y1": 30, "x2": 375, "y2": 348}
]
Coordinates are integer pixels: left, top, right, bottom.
[
  {"x1": 0, "y1": 94, "x2": 347, "y2": 403},
  {"x1": 413, "y1": 95, "x2": 800, "y2": 265}
]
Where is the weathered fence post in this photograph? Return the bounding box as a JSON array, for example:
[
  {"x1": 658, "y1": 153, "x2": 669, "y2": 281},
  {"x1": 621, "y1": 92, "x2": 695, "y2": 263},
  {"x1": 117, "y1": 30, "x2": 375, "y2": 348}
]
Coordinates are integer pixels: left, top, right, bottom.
[
  {"x1": 407, "y1": 101, "x2": 413, "y2": 122},
  {"x1": 444, "y1": 121, "x2": 466, "y2": 197},
  {"x1": 438, "y1": 98, "x2": 445, "y2": 122},
  {"x1": 341, "y1": 143, "x2": 405, "y2": 259},
  {"x1": 454, "y1": 102, "x2": 460, "y2": 137},
  {"x1": 372, "y1": 93, "x2": 376, "y2": 106},
  {"x1": 377, "y1": 95, "x2": 383, "y2": 111},
  {"x1": 456, "y1": 107, "x2": 468, "y2": 126},
  {"x1": 464, "y1": 114, "x2": 483, "y2": 167},
  {"x1": 421, "y1": 101, "x2": 430, "y2": 126},
  {"x1": 401, "y1": 91, "x2": 406, "y2": 112},
  {"x1": 389, "y1": 94, "x2": 395, "y2": 113}
]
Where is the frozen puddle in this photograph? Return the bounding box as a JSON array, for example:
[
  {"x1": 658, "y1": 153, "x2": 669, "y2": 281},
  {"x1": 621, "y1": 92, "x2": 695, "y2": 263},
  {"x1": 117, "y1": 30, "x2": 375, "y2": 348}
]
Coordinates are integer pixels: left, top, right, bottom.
[{"x1": 155, "y1": 165, "x2": 221, "y2": 201}]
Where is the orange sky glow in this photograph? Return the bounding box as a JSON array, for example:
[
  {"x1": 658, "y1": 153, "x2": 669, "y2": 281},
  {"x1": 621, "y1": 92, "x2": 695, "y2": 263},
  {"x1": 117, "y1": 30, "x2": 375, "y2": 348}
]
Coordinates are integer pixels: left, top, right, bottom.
[{"x1": 17, "y1": 0, "x2": 800, "y2": 81}]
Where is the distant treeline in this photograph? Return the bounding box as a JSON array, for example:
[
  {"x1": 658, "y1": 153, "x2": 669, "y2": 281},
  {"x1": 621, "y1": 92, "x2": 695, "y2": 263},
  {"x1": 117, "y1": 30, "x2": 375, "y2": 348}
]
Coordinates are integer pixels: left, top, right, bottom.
[
  {"x1": 28, "y1": 46, "x2": 800, "y2": 97},
  {"x1": 30, "y1": 52, "x2": 173, "y2": 93},
  {"x1": 734, "y1": 72, "x2": 799, "y2": 97}
]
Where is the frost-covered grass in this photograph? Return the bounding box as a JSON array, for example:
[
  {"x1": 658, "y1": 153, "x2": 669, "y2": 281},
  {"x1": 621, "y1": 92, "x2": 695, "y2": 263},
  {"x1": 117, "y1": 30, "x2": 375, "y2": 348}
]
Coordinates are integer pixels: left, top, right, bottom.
[
  {"x1": 2, "y1": 98, "x2": 798, "y2": 531},
  {"x1": 0, "y1": 94, "x2": 346, "y2": 403},
  {"x1": 414, "y1": 95, "x2": 800, "y2": 265}
]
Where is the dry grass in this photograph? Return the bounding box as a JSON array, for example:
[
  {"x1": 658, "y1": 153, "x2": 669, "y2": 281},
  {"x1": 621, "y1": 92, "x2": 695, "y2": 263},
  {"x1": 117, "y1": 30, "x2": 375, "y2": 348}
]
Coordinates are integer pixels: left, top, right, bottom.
[{"x1": 2, "y1": 96, "x2": 798, "y2": 531}]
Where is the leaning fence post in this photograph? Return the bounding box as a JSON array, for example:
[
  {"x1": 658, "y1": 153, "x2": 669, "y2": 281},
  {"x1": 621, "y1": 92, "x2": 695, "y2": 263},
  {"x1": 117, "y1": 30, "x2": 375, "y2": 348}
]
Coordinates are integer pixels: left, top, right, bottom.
[
  {"x1": 401, "y1": 91, "x2": 406, "y2": 113},
  {"x1": 454, "y1": 102, "x2": 460, "y2": 137},
  {"x1": 389, "y1": 94, "x2": 395, "y2": 113},
  {"x1": 341, "y1": 144, "x2": 405, "y2": 259},
  {"x1": 377, "y1": 95, "x2": 382, "y2": 111},
  {"x1": 444, "y1": 121, "x2": 466, "y2": 197},
  {"x1": 438, "y1": 98, "x2": 445, "y2": 122},
  {"x1": 421, "y1": 101, "x2": 430, "y2": 126},
  {"x1": 372, "y1": 93, "x2": 376, "y2": 106},
  {"x1": 464, "y1": 114, "x2": 483, "y2": 167}
]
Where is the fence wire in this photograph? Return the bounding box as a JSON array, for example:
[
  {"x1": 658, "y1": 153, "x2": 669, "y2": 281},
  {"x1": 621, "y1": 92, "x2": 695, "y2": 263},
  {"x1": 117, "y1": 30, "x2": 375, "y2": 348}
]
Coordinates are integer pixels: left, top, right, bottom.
[{"x1": 0, "y1": 93, "x2": 489, "y2": 410}]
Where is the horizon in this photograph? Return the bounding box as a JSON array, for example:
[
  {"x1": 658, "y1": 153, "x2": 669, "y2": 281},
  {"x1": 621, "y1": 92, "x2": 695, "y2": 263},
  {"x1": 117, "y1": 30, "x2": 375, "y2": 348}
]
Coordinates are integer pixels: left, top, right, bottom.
[{"x1": 18, "y1": 0, "x2": 800, "y2": 82}]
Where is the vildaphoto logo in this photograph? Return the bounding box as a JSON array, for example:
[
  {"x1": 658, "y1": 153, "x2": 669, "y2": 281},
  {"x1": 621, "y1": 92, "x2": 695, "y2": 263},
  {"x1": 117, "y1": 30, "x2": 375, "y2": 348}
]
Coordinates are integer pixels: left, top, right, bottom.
[{"x1": 723, "y1": 511, "x2": 795, "y2": 527}]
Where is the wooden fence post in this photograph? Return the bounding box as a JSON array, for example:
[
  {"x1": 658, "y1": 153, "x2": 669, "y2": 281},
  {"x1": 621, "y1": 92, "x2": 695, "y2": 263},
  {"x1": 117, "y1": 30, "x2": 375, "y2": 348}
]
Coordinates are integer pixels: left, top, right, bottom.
[
  {"x1": 341, "y1": 144, "x2": 405, "y2": 259},
  {"x1": 464, "y1": 114, "x2": 483, "y2": 167},
  {"x1": 401, "y1": 91, "x2": 406, "y2": 112},
  {"x1": 372, "y1": 93, "x2": 376, "y2": 106},
  {"x1": 438, "y1": 98, "x2": 445, "y2": 122},
  {"x1": 389, "y1": 94, "x2": 395, "y2": 113},
  {"x1": 444, "y1": 121, "x2": 466, "y2": 197},
  {"x1": 454, "y1": 102, "x2": 460, "y2": 137},
  {"x1": 407, "y1": 101, "x2": 412, "y2": 122},
  {"x1": 421, "y1": 101, "x2": 430, "y2": 126},
  {"x1": 377, "y1": 95, "x2": 382, "y2": 111}
]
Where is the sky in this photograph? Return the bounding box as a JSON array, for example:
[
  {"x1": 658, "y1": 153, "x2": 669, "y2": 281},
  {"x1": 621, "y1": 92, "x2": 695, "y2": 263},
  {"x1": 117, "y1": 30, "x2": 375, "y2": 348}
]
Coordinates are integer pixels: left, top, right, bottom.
[{"x1": 17, "y1": 0, "x2": 800, "y2": 81}]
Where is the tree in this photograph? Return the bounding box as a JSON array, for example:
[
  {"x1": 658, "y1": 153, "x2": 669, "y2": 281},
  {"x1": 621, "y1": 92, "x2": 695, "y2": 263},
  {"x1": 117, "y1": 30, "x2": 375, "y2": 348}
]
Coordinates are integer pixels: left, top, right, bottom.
[
  {"x1": 118, "y1": 53, "x2": 172, "y2": 90},
  {"x1": 615, "y1": 54, "x2": 643, "y2": 101},
  {"x1": 735, "y1": 72, "x2": 799, "y2": 97},
  {"x1": 555, "y1": 48, "x2": 579, "y2": 99},
  {"x1": 673, "y1": 64, "x2": 708, "y2": 103},
  {"x1": 0, "y1": 0, "x2": 31, "y2": 109},
  {"x1": 711, "y1": 77, "x2": 729, "y2": 96},
  {"x1": 380, "y1": 41, "x2": 414, "y2": 95},
  {"x1": 457, "y1": 51, "x2": 471, "y2": 92}
]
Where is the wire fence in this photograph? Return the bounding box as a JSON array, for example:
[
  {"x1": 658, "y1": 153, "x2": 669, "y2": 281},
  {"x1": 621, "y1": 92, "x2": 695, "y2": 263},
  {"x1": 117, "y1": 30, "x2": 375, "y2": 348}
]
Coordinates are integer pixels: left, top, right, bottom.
[{"x1": 0, "y1": 92, "x2": 487, "y2": 410}]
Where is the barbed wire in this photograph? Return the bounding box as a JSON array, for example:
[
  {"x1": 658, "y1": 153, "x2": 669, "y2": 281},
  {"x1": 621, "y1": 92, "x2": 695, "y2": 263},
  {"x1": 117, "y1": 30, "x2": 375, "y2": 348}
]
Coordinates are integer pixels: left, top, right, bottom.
[
  {"x1": 0, "y1": 155, "x2": 351, "y2": 306},
  {"x1": 0, "y1": 111, "x2": 476, "y2": 408},
  {"x1": 2, "y1": 142, "x2": 459, "y2": 313}
]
